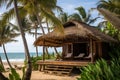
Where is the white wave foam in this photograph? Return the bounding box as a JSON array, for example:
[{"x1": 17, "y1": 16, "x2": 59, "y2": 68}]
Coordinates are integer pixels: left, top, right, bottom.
[{"x1": 2, "y1": 59, "x2": 24, "y2": 62}]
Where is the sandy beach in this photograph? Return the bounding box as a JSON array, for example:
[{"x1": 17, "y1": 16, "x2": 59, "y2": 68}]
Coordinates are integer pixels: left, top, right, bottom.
[{"x1": 2, "y1": 61, "x2": 79, "y2": 80}]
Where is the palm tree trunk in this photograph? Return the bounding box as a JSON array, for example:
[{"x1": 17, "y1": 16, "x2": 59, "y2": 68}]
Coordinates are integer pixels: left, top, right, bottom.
[
  {"x1": 2, "y1": 44, "x2": 12, "y2": 68},
  {"x1": 0, "y1": 72, "x2": 8, "y2": 80},
  {"x1": 13, "y1": 0, "x2": 32, "y2": 80},
  {"x1": 36, "y1": 14, "x2": 45, "y2": 34},
  {"x1": 45, "y1": 47, "x2": 50, "y2": 59},
  {"x1": 36, "y1": 14, "x2": 46, "y2": 60},
  {"x1": 98, "y1": 8, "x2": 120, "y2": 30},
  {"x1": 46, "y1": 21, "x2": 61, "y2": 58},
  {"x1": 35, "y1": 25, "x2": 38, "y2": 57}
]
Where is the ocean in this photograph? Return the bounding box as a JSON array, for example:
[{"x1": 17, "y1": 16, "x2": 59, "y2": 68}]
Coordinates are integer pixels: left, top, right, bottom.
[{"x1": 0, "y1": 52, "x2": 42, "y2": 62}]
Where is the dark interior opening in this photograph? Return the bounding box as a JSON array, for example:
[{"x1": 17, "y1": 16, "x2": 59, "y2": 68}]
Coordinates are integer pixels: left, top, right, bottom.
[
  {"x1": 68, "y1": 44, "x2": 72, "y2": 53},
  {"x1": 73, "y1": 43, "x2": 87, "y2": 57}
]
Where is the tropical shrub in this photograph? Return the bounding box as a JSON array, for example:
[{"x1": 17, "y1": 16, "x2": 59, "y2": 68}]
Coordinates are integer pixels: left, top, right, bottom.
[
  {"x1": 24, "y1": 56, "x2": 42, "y2": 70},
  {"x1": 9, "y1": 68, "x2": 21, "y2": 80},
  {"x1": 77, "y1": 58, "x2": 120, "y2": 80},
  {"x1": 31, "y1": 56, "x2": 42, "y2": 70},
  {"x1": 0, "y1": 64, "x2": 5, "y2": 72},
  {"x1": 24, "y1": 53, "x2": 59, "y2": 70},
  {"x1": 8, "y1": 67, "x2": 25, "y2": 80}
]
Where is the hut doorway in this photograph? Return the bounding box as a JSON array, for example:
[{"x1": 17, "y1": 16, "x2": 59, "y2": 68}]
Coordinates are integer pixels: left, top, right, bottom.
[{"x1": 73, "y1": 43, "x2": 88, "y2": 57}]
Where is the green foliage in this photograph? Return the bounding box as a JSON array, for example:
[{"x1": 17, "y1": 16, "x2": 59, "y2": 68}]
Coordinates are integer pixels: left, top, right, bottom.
[
  {"x1": 101, "y1": 21, "x2": 120, "y2": 41},
  {"x1": 9, "y1": 68, "x2": 21, "y2": 80},
  {"x1": 24, "y1": 54, "x2": 56, "y2": 70},
  {"x1": 77, "y1": 58, "x2": 120, "y2": 80},
  {"x1": 0, "y1": 64, "x2": 5, "y2": 72},
  {"x1": 24, "y1": 56, "x2": 42, "y2": 70},
  {"x1": 8, "y1": 67, "x2": 25, "y2": 80},
  {"x1": 44, "y1": 53, "x2": 56, "y2": 60},
  {"x1": 21, "y1": 67, "x2": 25, "y2": 80},
  {"x1": 31, "y1": 56, "x2": 42, "y2": 70}
]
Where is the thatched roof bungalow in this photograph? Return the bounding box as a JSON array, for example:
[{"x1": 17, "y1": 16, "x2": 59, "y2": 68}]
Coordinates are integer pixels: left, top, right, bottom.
[{"x1": 34, "y1": 20, "x2": 116, "y2": 62}]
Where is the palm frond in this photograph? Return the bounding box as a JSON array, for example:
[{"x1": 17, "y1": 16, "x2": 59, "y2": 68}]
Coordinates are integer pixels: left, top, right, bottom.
[
  {"x1": 98, "y1": 8, "x2": 120, "y2": 30},
  {"x1": 40, "y1": 8, "x2": 64, "y2": 33},
  {"x1": 97, "y1": 0, "x2": 120, "y2": 16},
  {"x1": 0, "y1": 0, "x2": 7, "y2": 7},
  {"x1": 75, "y1": 6, "x2": 87, "y2": 19},
  {"x1": 69, "y1": 13, "x2": 81, "y2": 21},
  {"x1": 58, "y1": 12, "x2": 69, "y2": 24},
  {"x1": 6, "y1": 0, "x2": 13, "y2": 9},
  {"x1": 88, "y1": 17, "x2": 101, "y2": 24},
  {"x1": 9, "y1": 22, "x2": 19, "y2": 31},
  {"x1": 1, "y1": 8, "x2": 15, "y2": 24},
  {"x1": 55, "y1": 5, "x2": 63, "y2": 13}
]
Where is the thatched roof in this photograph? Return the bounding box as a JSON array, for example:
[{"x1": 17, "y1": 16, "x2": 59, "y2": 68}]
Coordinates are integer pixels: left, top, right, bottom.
[{"x1": 34, "y1": 20, "x2": 116, "y2": 47}]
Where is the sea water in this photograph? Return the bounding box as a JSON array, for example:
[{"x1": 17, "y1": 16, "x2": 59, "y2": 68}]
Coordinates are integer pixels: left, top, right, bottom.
[{"x1": 0, "y1": 52, "x2": 42, "y2": 62}]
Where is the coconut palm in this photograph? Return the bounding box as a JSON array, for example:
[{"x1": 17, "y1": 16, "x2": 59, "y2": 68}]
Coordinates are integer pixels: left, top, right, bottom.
[
  {"x1": 21, "y1": 0, "x2": 63, "y2": 60},
  {"x1": 0, "y1": 0, "x2": 63, "y2": 58},
  {"x1": 0, "y1": 22, "x2": 19, "y2": 69},
  {"x1": 97, "y1": 0, "x2": 120, "y2": 17},
  {"x1": 13, "y1": 0, "x2": 32, "y2": 79},
  {"x1": 58, "y1": 12, "x2": 69, "y2": 24},
  {"x1": 98, "y1": 8, "x2": 120, "y2": 31},
  {"x1": 0, "y1": 0, "x2": 63, "y2": 79},
  {"x1": 0, "y1": 0, "x2": 33, "y2": 79},
  {"x1": 45, "y1": 20, "x2": 61, "y2": 59},
  {"x1": 28, "y1": 15, "x2": 40, "y2": 57},
  {"x1": 69, "y1": 6, "x2": 99, "y2": 25}
]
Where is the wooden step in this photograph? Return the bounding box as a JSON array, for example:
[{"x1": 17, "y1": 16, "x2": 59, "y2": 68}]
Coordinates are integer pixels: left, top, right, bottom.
[
  {"x1": 43, "y1": 65, "x2": 73, "y2": 75},
  {"x1": 44, "y1": 70, "x2": 70, "y2": 76}
]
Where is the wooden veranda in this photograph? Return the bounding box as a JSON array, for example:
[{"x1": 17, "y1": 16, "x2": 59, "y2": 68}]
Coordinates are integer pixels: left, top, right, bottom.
[
  {"x1": 37, "y1": 60, "x2": 91, "y2": 68},
  {"x1": 37, "y1": 60, "x2": 92, "y2": 75}
]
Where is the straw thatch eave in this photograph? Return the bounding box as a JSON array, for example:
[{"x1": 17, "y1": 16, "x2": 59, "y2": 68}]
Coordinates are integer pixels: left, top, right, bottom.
[{"x1": 34, "y1": 20, "x2": 117, "y2": 47}]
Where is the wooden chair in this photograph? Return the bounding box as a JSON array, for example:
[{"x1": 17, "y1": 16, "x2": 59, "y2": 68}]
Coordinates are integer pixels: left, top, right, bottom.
[
  {"x1": 74, "y1": 53, "x2": 85, "y2": 59},
  {"x1": 84, "y1": 53, "x2": 95, "y2": 59},
  {"x1": 64, "y1": 53, "x2": 72, "y2": 59}
]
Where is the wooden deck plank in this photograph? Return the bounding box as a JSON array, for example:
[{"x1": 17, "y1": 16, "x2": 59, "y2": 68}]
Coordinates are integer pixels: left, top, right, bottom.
[{"x1": 37, "y1": 60, "x2": 91, "y2": 67}]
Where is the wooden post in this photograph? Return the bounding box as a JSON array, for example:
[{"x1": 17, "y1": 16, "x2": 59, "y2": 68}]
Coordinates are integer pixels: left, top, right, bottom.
[
  {"x1": 43, "y1": 39, "x2": 45, "y2": 61},
  {"x1": 98, "y1": 42, "x2": 102, "y2": 57},
  {"x1": 90, "y1": 38, "x2": 93, "y2": 62},
  {"x1": 93, "y1": 41, "x2": 96, "y2": 60},
  {"x1": 71, "y1": 44, "x2": 73, "y2": 59}
]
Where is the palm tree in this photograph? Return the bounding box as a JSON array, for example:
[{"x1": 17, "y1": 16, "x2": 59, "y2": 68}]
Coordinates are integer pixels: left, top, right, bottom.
[
  {"x1": 1, "y1": 0, "x2": 63, "y2": 58},
  {"x1": 69, "y1": 6, "x2": 99, "y2": 25},
  {"x1": 98, "y1": 8, "x2": 120, "y2": 31},
  {"x1": 13, "y1": 0, "x2": 32, "y2": 80},
  {"x1": 21, "y1": 0, "x2": 63, "y2": 60},
  {"x1": 58, "y1": 12, "x2": 69, "y2": 24},
  {"x1": 45, "y1": 20, "x2": 61, "y2": 59},
  {"x1": 0, "y1": 22, "x2": 19, "y2": 69},
  {"x1": 0, "y1": 0, "x2": 63, "y2": 79},
  {"x1": 97, "y1": 0, "x2": 120, "y2": 17},
  {"x1": 28, "y1": 15, "x2": 40, "y2": 57}
]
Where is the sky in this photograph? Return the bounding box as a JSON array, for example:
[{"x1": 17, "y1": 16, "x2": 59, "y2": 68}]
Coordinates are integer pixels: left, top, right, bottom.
[{"x1": 0, "y1": 0, "x2": 100, "y2": 53}]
